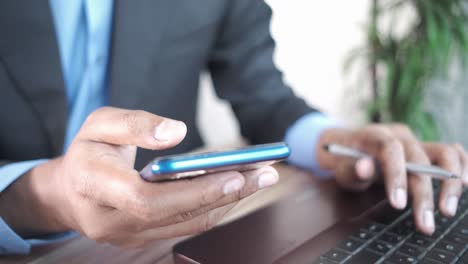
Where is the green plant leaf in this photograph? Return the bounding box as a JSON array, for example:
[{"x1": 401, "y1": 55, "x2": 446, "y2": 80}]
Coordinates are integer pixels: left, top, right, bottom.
[{"x1": 345, "y1": 0, "x2": 468, "y2": 141}]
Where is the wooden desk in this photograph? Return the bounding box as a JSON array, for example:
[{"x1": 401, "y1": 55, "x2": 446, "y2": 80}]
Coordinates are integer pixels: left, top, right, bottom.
[{"x1": 1, "y1": 165, "x2": 319, "y2": 264}]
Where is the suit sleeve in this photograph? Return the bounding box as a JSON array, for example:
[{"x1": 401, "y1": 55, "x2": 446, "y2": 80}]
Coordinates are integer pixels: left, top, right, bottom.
[{"x1": 208, "y1": 0, "x2": 317, "y2": 144}]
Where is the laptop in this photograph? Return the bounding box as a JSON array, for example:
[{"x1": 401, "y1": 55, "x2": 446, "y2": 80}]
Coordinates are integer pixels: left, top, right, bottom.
[{"x1": 172, "y1": 178, "x2": 468, "y2": 263}]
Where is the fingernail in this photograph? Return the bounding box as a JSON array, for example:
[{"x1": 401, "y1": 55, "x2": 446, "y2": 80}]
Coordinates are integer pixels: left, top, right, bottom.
[
  {"x1": 154, "y1": 120, "x2": 184, "y2": 141},
  {"x1": 446, "y1": 196, "x2": 458, "y2": 216},
  {"x1": 355, "y1": 158, "x2": 375, "y2": 180},
  {"x1": 393, "y1": 188, "x2": 407, "y2": 209},
  {"x1": 223, "y1": 178, "x2": 244, "y2": 195},
  {"x1": 258, "y1": 172, "x2": 279, "y2": 189},
  {"x1": 423, "y1": 209, "x2": 435, "y2": 231}
]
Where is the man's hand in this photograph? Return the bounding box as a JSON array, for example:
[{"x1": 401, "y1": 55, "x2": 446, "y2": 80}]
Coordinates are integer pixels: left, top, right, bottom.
[
  {"x1": 316, "y1": 124, "x2": 468, "y2": 235},
  {"x1": 0, "y1": 107, "x2": 279, "y2": 248}
]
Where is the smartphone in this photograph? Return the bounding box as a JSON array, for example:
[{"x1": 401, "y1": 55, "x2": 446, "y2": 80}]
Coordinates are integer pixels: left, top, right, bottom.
[{"x1": 140, "y1": 142, "x2": 290, "y2": 182}]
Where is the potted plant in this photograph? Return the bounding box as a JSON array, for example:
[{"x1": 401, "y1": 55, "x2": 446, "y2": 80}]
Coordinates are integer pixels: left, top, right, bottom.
[{"x1": 348, "y1": 0, "x2": 468, "y2": 140}]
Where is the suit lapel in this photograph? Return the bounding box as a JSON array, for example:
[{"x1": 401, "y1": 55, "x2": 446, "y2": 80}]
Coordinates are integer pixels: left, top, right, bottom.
[
  {"x1": 0, "y1": 0, "x2": 173, "y2": 154},
  {"x1": 0, "y1": 1, "x2": 67, "y2": 155},
  {"x1": 109, "y1": 0, "x2": 174, "y2": 108}
]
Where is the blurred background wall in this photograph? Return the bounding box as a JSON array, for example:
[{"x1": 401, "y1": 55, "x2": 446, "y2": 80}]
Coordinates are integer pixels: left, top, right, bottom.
[
  {"x1": 427, "y1": 60, "x2": 468, "y2": 146},
  {"x1": 197, "y1": 0, "x2": 370, "y2": 147}
]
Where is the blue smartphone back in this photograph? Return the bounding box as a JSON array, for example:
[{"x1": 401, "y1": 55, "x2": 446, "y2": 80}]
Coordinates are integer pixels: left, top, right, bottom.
[{"x1": 140, "y1": 142, "x2": 290, "y2": 181}]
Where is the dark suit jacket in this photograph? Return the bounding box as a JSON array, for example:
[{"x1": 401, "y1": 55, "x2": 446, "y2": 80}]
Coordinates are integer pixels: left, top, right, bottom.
[{"x1": 0, "y1": 0, "x2": 316, "y2": 170}]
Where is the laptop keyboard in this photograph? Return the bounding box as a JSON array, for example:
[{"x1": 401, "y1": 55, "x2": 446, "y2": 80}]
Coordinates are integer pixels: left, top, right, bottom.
[{"x1": 315, "y1": 188, "x2": 468, "y2": 264}]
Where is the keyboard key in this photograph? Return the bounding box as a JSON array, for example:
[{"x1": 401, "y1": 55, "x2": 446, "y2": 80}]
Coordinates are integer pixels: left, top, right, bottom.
[
  {"x1": 389, "y1": 224, "x2": 414, "y2": 237},
  {"x1": 424, "y1": 248, "x2": 457, "y2": 263},
  {"x1": 313, "y1": 257, "x2": 338, "y2": 264},
  {"x1": 363, "y1": 222, "x2": 386, "y2": 234},
  {"x1": 351, "y1": 229, "x2": 375, "y2": 241},
  {"x1": 459, "y1": 196, "x2": 468, "y2": 208},
  {"x1": 399, "y1": 216, "x2": 415, "y2": 228},
  {"x1": 336, "y1": 237, "x2": 364, "y2": 253},
  {"x1": 323, "y1": 248, "x2": 350, "y2": 262},
  {"x1": 413, "y1": 233, "x2": 438, "y2": 244},
  {"x1": 406, "y1": 234, "x2": 434, "y2": 248},
  {"x1": 459, "y1": 215, "x2": 468, "y2": 227},
  {"x1": 396, "y1": 242, "x2": 425, "y2": 258},
  {"x1": 435, "y1": 239, "x2": 464, "y2": 256},
  {"x1": 418, "y1": 258, "x2": 444, "y2": 264},
  {"x1": 381, "y1": 232, "x2": 405, "y2": 244},
  {"x1": 444, "y1": 232, "x2": 468, "y2": 245},
  {"x1": 435, "y1": 215, "x2": 454, "y2": 230},
  {"x1": 373, "y1": 205, "x2": 406, "y2": 225},
  {"x1": 385, "y1": 252, "x2": 417, "y2": 263},
  {"x1": 452, "y1": 225, "x2": 468, "y2": 238},
  {"x1": 368, "y1": 240, "x2": 394, "y2": 255},
  {"x1": 389, "y1": 218, "x2": 414, "y2": 235},
  {"x1": 346, "y1": 249, "x2": 382, "y2": 264},
  {"x1": 424, "y1": 229, "x2": 443, "y2": 239}
]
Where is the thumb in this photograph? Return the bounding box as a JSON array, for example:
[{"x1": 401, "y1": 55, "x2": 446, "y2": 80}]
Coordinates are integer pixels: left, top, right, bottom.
[{"x1": 76, "y1": 107, "x2": 187, "y2": 150}]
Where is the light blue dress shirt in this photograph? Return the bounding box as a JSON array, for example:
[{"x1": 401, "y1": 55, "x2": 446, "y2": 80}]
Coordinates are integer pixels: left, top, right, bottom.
[
  {"x1": 0, "y1": 1, "x2": 336, "y2": 255},
  {"x1": 0, "y1": 0, "x2": 113, "y2": 255}
]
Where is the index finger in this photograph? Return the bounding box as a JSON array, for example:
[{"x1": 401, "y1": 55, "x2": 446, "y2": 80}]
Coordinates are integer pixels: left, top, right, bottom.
[
  {"x1": 356, "y1": 126, "x2": 408, "y2": 210},
  {"x1": 389, "y1": 125, "x2": 435, "y2": 234},
  {"x1": 76, "y1": 107, "x2": 187, "y2": 150}
]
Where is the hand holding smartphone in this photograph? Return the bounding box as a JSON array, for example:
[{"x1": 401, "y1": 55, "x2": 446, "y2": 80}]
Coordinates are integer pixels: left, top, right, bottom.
[{"x1": 140, "y1": 142, "x2": 290, "y2": 182}]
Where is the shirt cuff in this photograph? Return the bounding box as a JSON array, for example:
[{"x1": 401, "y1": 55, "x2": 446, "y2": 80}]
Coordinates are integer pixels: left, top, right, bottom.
[
  {"x1": 0, "y1": 160, "x2": 77, "y2": 255},
  {"x1": 285, "y1": 112, "x2": 340, "y2": 179},
  {"x1": 0, "y1": 218, "x2": 77, "y2": 255},
  {"x1": 0, "y1": 160, "x2": 48, "y2": 192}
]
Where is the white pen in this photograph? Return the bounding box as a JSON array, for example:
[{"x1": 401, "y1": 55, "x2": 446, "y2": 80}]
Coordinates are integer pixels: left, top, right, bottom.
[{"x1": 324, "y1": 144, "x2": 460, "y2": 180}]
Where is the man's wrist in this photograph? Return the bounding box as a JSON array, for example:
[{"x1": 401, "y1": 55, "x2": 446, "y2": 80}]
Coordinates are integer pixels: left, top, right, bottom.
[
  {"x1": 0, "y1": 158, "x2": 68, "y2": 237},
  {"x1": 285, "y1": 113, "x2": 342, "y2": 177}
]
